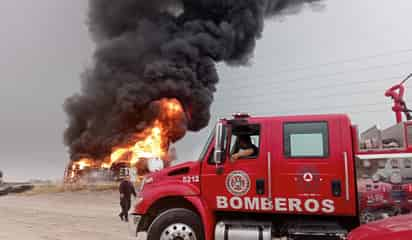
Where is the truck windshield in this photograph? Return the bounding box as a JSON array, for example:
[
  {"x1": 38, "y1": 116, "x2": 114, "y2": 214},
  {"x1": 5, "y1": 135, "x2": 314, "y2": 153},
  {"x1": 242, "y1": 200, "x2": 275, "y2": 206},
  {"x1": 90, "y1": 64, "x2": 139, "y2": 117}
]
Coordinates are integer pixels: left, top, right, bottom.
[{"x1": 198, "y1": 126, "x2": 215, "y2": 161}]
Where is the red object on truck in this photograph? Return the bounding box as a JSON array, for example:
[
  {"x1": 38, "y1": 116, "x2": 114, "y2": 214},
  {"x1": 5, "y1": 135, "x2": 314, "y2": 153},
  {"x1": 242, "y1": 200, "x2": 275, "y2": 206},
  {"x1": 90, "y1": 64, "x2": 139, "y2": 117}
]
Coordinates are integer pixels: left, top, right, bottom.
[{"x1": 127, "y1": 79, "x2": 412, "y2": 240}]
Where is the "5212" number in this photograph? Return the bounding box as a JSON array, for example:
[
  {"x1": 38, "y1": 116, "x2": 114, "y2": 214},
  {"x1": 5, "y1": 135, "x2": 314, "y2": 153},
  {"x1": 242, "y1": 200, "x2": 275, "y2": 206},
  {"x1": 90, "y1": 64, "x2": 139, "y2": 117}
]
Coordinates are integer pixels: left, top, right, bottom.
[{"x1": 182, "y1": 176, "x2": 200, "y2": 183}]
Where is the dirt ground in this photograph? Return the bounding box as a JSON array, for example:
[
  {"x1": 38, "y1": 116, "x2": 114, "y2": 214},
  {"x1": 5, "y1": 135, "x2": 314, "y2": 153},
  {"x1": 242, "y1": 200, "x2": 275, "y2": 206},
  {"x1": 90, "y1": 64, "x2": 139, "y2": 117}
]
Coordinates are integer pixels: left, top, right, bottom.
[{"x1": 0, "y1": 191, "x2": 145, "y2": 240}]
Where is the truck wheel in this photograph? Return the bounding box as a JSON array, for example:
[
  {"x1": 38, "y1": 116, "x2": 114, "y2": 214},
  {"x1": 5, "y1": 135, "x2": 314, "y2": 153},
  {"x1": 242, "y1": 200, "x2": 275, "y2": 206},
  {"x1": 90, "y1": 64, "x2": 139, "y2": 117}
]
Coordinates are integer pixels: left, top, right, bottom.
[{"x1": 147, "y1": 208, "x2": 204, "y2": 240}]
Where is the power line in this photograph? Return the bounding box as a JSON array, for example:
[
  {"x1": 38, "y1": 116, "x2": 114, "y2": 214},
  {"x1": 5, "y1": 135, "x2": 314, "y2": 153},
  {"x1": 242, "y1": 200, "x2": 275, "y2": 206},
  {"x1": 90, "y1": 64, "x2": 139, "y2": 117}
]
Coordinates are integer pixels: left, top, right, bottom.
[
  {"x1": 226, "y1": 82, "x2": 397, "y2": 107},
  {"x1": 220, "y1": 75, "x2": 401, "y2": 100},
  {"x1": 220, "y1": 77, "x2": 412, "y2": 107},
  {"x1": 247, "y1": 48, "x2": 412, "y2": 77},
  {"x1": 220, "y1": 59, "x2": 412, "y2": 91},
  {"x1": 218, "y1": 48, "x2": 412, "y2": 89},
  {"x1": 348, "y1": 108, "x2": 391, "y2": 115},
  {"x1": 213, "y1": 50, "x2": 412, "y2": 119},
  {"x1": 217, "y1": 75, "x2": 412, "y2": 114}
]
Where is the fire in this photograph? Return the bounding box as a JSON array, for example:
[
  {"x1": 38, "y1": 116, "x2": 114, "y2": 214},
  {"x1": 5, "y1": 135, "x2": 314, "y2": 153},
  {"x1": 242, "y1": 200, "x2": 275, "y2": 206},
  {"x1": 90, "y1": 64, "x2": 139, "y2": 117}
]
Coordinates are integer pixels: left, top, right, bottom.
[
  {"x1": 106, "y1": 121, "x2": 165, "y2": 168},
  {"x1": 110, "y1": 148, "x2": 128, "y2": 164},
  {"x1": 65, "y1": 158, "x2": 93, "y2": 182},
  {"x1": 76, "y1": 158, "x2": 92, "y2": 170},
  {"x1": 165, "y1": 100, "x2": 183, "y2": 116},
  {"x1": 65, "y1": 98, "x2": 185, "y2": 182},
  {"x1": 101, "y1": 162, "x2": 111, "y2": 169},
  {"x1": 130, "y1": 122, "x2": 164, "y2": 165},
  {"x1": 102, "y1": 98, "x2": 184, "y2": 168}
]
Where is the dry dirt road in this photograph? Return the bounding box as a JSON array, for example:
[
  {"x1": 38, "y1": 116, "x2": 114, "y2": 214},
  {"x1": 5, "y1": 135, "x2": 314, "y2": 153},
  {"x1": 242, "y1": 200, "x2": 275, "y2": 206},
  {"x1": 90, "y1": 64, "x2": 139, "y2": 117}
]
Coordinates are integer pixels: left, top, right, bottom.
[{"x1": 0, "y1": 191, "x2": 145, "y2": 240}]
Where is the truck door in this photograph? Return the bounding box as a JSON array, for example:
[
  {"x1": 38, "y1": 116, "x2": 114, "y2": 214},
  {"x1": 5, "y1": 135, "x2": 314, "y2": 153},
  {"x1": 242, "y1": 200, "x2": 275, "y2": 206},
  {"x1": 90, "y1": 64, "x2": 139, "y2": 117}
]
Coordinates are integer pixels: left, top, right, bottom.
[
  {"x1": 272, "y1": 116, "x2": 357, "y2": 216},
  {"x1": 201, "y1": 119, "x2": 269, "y2": 212}
]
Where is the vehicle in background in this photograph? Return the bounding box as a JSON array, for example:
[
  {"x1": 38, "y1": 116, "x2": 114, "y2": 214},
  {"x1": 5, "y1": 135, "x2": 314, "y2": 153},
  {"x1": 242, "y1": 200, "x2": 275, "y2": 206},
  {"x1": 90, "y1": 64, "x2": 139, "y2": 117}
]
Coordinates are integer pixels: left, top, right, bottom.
[
  {"x1": 0, "y1": 171, "x2": 34, "y2": 196},
  {"x1": 348, "y1": 213, "x2": 412, "y2": 240}
]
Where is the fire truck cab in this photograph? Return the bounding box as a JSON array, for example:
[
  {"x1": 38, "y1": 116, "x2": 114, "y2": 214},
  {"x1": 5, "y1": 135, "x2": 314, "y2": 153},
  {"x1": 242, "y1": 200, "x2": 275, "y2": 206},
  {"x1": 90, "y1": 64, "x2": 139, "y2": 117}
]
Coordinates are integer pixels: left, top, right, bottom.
[{"x1": 130, "y1": 113, "x2": 360, "y2": 240}]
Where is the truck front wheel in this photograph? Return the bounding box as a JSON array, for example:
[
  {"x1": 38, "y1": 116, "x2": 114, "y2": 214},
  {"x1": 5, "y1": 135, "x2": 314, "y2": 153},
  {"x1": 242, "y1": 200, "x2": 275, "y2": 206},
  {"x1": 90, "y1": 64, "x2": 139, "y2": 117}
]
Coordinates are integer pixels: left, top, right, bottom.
[{"x1": 147, "y1": 208, "x2": 204, "y2": 240}]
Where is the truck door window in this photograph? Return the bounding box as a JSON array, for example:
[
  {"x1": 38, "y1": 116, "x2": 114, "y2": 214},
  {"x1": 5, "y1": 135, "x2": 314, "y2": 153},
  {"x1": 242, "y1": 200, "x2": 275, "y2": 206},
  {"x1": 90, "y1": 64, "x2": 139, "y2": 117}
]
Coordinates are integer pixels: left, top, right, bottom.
[
  {"x1": 230, "y1": 124, "x2": 260, "y2": 160},
  {"x1": 206, "y1": 124, "x2": 228, "y2": 165},
  {"x1": 207, "y1": 147, "x2": 215, "y2": 164},
  {"x1": 284, "y1": 122, "x2": 329, "y2": 158},
  {"x1": 199, "y1": 127, "x2": 215, "y2": 161}
]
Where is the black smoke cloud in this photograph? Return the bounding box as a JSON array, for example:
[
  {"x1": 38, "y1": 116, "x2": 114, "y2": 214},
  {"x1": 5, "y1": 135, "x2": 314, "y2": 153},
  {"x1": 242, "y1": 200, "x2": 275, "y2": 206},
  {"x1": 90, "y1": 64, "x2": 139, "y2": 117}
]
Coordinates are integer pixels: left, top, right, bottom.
[{"x1": 64, "y1": 0, "x2": 321, "y2": 160}]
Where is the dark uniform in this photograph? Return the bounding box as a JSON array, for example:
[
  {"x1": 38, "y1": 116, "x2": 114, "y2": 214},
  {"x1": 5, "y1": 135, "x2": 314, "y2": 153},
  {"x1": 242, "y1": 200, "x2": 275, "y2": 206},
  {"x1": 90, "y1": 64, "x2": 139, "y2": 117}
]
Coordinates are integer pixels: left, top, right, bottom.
[
  {"x1": 119, "y1": 179, "x2": 136, "y2": 222},
  {"x1": 232, "y1": 135, "x2": 259, "y2": 158}
]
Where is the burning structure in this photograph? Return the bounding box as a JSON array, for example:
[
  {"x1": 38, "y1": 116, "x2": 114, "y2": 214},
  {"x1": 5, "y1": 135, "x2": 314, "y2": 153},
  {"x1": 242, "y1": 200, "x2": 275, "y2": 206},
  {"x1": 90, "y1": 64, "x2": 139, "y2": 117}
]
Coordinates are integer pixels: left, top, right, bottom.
[
  {"x1": 64, "y1": 0, "x2": 321, "y2": 182},
  {"x1": 64, "y1": 98, "x2": 185, "y2": 182}
]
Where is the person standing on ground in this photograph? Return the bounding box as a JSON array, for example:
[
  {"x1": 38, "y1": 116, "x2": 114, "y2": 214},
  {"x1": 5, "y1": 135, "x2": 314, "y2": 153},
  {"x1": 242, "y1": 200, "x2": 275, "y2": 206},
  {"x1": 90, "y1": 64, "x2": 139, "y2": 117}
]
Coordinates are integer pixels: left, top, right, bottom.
[{"x1": 119, "y1": 176, "x2": 136, "y2": 222}]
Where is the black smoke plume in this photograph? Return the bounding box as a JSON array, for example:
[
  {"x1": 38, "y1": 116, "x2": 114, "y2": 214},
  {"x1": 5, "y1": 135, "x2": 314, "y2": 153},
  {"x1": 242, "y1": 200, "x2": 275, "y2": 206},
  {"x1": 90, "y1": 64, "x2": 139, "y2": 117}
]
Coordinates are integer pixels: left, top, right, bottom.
[{"x1": 64, "y1": 0, "x2": 321, "y2": 160}]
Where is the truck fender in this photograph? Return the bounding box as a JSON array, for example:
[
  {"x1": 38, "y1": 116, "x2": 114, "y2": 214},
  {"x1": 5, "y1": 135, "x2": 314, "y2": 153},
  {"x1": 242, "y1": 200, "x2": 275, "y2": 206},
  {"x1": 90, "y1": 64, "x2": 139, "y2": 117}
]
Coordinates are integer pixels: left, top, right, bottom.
[
  {"x1": 185, "y1": 196, "x2": 215, "y2": 240},
  {"x1": 135, "y1": 182, "x2": 200, "y2": 214}
]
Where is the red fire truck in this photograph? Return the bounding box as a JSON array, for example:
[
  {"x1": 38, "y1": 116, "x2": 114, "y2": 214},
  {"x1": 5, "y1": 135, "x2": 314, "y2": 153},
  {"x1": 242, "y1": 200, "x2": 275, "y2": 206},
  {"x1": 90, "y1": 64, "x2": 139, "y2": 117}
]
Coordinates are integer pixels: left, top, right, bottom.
[{"x1": 128, "y1": 76, "x2": 412, "y2": 240}]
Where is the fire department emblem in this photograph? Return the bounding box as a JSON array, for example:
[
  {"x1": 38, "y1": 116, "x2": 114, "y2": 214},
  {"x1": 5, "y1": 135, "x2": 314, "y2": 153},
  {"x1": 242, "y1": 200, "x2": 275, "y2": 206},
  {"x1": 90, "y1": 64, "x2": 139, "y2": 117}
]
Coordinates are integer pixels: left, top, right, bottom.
[
  {"x1": 303, "y1": 172, "x2": 314, "y2": 182},
  {"x1": 297, "y1": 167, "x2": 321, "y2": 193},
  {"x1": 225, "y1": 171, "x2": 251, "y2": 196}
]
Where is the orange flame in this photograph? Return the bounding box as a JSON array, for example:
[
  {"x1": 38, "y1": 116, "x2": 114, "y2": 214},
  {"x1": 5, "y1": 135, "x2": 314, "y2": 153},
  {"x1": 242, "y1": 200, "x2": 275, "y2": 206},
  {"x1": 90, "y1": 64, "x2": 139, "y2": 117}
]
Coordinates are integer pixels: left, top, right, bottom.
[
  {"x1": 110, "y1": 148, "x2": 128, "y2": 164},
  {"x1": 130, "y1": 122, "x2": 164, "y2": 165},
  {"x1": 66, "y1": 98, "x2": 185, "y2": 181},
  {"x1": 101, "y1": 162, "x2": 111, "y2": 169},
  {"x1": 102, "y1": 98, "x2": 184, "y2": 168},
  {"x1": 106, "y1": 121, "x2": 165, "y2": 167},
  {"x1": 164, "y1": 100, "x2": 183, "y2": 117},
  {"x1": 76, "y1": 158, "x2": 92, "y2": 170},
  {"x1": 66, "y1": 158, "x2": 93, "y2": 181}
]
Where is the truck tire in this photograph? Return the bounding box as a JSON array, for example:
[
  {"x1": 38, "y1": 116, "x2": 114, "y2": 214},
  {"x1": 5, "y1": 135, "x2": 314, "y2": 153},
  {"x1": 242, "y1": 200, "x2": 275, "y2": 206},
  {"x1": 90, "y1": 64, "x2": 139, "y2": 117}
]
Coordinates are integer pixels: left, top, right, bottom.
[{"x1": 147, "y1": 208, "x2": 204, "y2": 240}]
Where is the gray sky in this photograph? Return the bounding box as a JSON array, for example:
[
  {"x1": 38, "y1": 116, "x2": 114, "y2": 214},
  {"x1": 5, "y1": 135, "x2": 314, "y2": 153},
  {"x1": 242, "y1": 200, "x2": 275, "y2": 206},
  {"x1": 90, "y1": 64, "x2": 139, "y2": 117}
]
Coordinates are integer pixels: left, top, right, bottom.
[{"x1": 1, "y1": 0, "x2": 412, "y2": 181}]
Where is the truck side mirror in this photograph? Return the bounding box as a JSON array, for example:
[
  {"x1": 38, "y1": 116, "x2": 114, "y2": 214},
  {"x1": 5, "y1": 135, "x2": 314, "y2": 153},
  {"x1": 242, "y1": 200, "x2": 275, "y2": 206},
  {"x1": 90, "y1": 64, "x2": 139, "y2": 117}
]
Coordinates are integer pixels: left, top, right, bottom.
[{"x1": 214, "y1": 122, "x2": 226, "y2": 165}]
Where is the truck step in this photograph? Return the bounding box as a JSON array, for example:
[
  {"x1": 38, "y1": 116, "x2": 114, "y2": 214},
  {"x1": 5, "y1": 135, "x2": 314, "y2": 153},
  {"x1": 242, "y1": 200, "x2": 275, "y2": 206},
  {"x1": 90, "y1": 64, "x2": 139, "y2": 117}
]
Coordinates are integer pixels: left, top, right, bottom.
[{"x1": 286, "y1": 221, "x2": 347, "y2": 240}]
